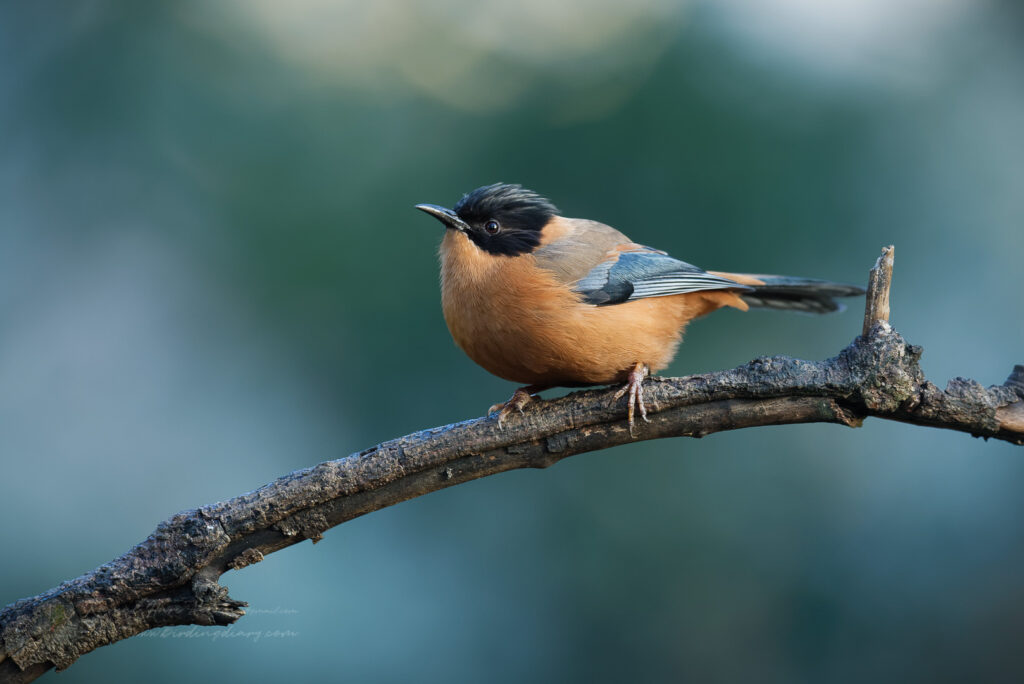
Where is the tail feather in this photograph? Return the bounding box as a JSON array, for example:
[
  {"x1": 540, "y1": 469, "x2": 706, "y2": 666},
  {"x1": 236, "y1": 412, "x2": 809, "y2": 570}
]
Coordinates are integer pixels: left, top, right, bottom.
[{"x1": 736, "y1": 274, "x2": 865, "y2": 314}]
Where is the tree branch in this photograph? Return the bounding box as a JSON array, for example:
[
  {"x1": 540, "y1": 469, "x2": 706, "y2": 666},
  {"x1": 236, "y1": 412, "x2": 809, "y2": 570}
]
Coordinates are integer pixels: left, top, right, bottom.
[{"x1": 2, "y1": 247, "x2": 1022, "y2": 683}]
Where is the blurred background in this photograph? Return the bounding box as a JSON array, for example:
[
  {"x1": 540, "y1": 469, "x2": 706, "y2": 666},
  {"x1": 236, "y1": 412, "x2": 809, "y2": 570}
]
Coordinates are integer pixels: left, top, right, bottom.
[{"x1": 2, "y1": 0, "x2": 1023, "y2": 682}]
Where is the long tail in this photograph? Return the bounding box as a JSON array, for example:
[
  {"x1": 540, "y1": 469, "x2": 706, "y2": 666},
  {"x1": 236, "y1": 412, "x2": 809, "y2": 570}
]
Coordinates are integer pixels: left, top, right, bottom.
[{"x1": 709, "y1": 272, "x2": 866, "y2": 314}]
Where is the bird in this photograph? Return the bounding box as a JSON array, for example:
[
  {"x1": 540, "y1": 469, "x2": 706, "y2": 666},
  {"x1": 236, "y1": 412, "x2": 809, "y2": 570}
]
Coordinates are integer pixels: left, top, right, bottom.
[{"x1": 416, "y1": 183, "x2": 864, "y2": 434}]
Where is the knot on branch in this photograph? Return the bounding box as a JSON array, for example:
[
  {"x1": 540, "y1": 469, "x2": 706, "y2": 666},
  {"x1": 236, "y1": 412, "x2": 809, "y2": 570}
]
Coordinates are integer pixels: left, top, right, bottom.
[
  {"x1": 227, "y1": 548, "x2": 265, "y2": 571},
  {"x1": 837, "y1": 323, "x2": 924, "y2": 412},
  {"x1": 189, "y1": 574, "x2": 246, "y2": 627}
]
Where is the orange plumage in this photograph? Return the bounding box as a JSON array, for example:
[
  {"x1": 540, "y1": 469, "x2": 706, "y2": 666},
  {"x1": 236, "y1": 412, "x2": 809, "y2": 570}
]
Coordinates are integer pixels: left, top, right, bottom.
[
  {"x1": 440, "y1": 227, "x2": 743, "y2": 386},
  {"x1": 417, "y1": 184, "x2": 862, "y2": 431}
]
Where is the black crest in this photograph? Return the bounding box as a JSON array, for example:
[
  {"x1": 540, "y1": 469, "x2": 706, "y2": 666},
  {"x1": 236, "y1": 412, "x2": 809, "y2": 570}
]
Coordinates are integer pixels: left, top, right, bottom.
[{"x1": 454, "y1": 183, "x2": 559, "y2": 256}]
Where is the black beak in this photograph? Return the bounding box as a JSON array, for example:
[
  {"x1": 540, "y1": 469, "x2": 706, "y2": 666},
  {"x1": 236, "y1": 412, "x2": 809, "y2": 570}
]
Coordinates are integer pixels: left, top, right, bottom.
[{"x1": 415, "y1": 204, "x2": 469, "y2": 232}]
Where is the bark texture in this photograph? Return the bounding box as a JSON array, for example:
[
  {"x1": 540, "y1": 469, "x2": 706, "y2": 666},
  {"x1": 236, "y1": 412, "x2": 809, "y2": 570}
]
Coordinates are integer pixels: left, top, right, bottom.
[{"x1": 1, "y1": 247, "x2": 1021, "y2": 683}]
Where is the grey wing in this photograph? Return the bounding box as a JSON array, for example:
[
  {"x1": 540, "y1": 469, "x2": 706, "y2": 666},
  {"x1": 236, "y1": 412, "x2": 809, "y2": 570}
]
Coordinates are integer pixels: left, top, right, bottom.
[{"x1": 574, "y1": 249, "x2": 753, "y2": 306}]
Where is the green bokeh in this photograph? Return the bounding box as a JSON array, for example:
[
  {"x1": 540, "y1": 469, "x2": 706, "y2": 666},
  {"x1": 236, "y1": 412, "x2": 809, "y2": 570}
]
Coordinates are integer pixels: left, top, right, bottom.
[{"x1": 2, "y1": 2, "x2": 1023, "y2": 683}]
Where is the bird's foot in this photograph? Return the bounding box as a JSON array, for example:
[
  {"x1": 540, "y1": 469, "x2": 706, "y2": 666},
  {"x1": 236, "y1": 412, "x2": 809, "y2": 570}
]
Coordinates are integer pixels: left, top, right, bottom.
[
  {"x1": 613, "y1": 362, "x2": 651, "y2": 437},
  {"x1": 489, "y1": 386, "x2": 544, "y2": 428}
]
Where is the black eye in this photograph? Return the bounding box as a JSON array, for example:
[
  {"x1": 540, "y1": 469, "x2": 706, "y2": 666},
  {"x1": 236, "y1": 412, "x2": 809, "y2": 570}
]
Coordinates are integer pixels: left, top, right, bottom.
[{"x1": 484, "y1": 219, "x2": 500, "y2": 234}]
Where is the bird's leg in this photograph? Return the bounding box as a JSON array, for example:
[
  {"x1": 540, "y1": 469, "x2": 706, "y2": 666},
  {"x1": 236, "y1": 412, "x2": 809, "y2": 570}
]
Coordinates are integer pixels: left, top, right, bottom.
[
  {"x1": 612, "y1": 362, "x2": 651, "y2": 436},
  {"x1": 490, "y1": 385, "x2": 549, "y2": 428}
]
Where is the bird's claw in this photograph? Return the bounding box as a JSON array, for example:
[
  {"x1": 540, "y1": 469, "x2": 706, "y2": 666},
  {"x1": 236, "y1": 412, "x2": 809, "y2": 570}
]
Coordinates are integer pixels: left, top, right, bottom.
[
  {"x1": 613, "y1": 362, "x2": 651, "y2": 437},
  {"x1": 490, "y1": 388, "x2": 535, "y2": 428}
]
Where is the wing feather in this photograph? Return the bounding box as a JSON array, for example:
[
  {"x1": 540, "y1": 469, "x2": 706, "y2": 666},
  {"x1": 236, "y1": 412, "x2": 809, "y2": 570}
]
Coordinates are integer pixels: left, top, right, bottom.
[{"x1": 574, "y1": 249, "x2": 752, "y2": 306}]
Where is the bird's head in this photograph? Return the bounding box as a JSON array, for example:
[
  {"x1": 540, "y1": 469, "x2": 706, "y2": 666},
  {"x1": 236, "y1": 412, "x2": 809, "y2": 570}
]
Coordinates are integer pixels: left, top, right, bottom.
[{"x1": 416, "y1": 183, "x2": 559, "y2": 256}]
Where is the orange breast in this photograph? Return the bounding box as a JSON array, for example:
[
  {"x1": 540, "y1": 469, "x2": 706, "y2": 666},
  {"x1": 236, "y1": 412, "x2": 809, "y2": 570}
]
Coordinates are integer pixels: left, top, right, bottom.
[{"x1": 438, "y1": 232, "x2": 746, "y2": 386}]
